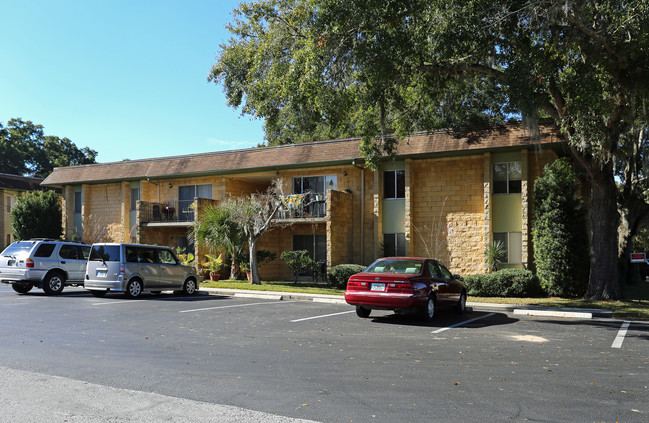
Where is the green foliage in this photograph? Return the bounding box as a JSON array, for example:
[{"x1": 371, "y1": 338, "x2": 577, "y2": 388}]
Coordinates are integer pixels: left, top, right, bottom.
[
  {"x1": 0, "y1": 118, "x2": 97, "y2": 177},
  {"x1": 485, "y1": 240, "x2": 506, "y2": 272},
  {"x1": 280, "y1": 250, "x2": 314, "y2": 284},
  {"x1": 532, "y1": 158, "x2": 590, "y2": 297},
  {"x1": 328, "y1": 264, "x2": 366, "y2": 289},
  {"x1": 174, "y1": 247, "x2": 195, "y2": 266},
  {"x1": 464, "y1": 269, "x2": 544, "y2": 298},
  {"x1": 11, "y1": 190, "x2": 63, "y2": 240},
  {"x1": 204, "y1": 253, "x2": 226, "y2": 275}
]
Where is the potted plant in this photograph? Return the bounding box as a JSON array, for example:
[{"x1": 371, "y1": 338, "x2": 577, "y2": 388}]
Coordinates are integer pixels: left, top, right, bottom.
[
  {"x1": 204, "y1": 254, "x2": 226, "y2": 281},
  {"x1": 239, "y1": 262, "x2": 251, "y2": 281}
]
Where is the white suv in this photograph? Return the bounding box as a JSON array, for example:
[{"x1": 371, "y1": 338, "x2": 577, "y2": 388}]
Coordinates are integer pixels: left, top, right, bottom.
[{"x1": 0, "y1": 239, "x2": 91, "y2": 295}]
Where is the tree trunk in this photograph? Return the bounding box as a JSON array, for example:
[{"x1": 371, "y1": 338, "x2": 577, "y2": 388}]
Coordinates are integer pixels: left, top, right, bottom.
[
  {"x1": 586, "y1": 173, "x2": 621, "y2": 299},
  {"x1": 249, "y1": 237, "x2": 260, "y2": 285}
]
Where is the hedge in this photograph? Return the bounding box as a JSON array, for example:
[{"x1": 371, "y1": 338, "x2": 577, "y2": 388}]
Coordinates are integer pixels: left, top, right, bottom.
[
  {"x1": 463, "y1": 269, "x2": 544, "y2": 298},
  {"x1": 328, "y1": 264, "x2": 366, "y2": 289}
]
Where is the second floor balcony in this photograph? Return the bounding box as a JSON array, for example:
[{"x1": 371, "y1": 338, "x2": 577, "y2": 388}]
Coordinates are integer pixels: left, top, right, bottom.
[
  {"x1": 274, "y1": 194, "x2": 327, "y2": 220},
  {"x1": 139, "y1": 200, "x2": 195, "y2": 225}
]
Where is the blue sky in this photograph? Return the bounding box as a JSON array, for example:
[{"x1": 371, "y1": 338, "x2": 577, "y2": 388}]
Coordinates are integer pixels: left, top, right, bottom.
[{"x1": 0, "y1": 0, "x2": 264, "y2": 164}]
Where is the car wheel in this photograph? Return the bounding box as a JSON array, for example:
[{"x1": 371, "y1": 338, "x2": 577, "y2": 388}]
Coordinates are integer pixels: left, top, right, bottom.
[
  {"x1": 182, "y1": 279, "x2": 197, "y2": 296},
  {"x1": 89, "y1": 289, "x2": 108, "y2": 298},
  {"x1": 12, "y1": 283, "x2": 33, "y2": 294},
  {"x1": 43, "y1": 272, "x2": 65, "y2": 295},
  {"x1": 421, "y1": 296, "x2": 435, "y2": 322},
  {"x1": 455, "y1": 291, "x2": 467, "y2": 313},
  {"x1": 355, "y1": 306, "x2": 371, "y2": 318},
  {"x1": 124, "y1": 279, "x2": 143, "y2": 298}
]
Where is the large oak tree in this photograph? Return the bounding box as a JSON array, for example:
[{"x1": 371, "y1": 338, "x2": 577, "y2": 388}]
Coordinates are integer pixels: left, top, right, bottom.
[{"x1": 211, "y1": 0, "x2": 649, "y2": 299}]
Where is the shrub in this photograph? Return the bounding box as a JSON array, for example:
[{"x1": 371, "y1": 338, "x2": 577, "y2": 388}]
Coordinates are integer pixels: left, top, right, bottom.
[
  {"x1": 11, "y1": 190, "x2": 62, "y2": 240},
  {"x1": 532, "y1": 158, "x2": 589, "y2": 297},
  {"x1": 328, "y1": 264, "x2": 366, "y2": 289},
  {"x1": 464, "y1": 269, "x2": 544, "y2": 298},
  {"x1": 280, "y1": 250, "x2": 315, "y2": 283}
]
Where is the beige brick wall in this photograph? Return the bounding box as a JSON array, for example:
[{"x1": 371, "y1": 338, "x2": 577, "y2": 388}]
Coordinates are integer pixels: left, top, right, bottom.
[
  {"x1": 81, "y1": 183, "x2": 124, "y2": 243},
  {"x1": 327, "y1": 189, "x2": 353, "y2": 267},
  {"x1": 409, "y1": 156, "x2": 485, "y2": 276}
]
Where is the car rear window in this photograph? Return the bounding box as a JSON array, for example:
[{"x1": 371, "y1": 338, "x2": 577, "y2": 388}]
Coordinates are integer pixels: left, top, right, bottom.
[
  {"x1": 366, "y1": 259, "x2": 423, "y2": 274},
  {"x1": 90, "y1": 245, "x2": 121, "y2": 262},
  {"x1": 34, "y1": 243, "x2": 56, "y2": 257},
  {"x1": 1, "y1": 241, "x2": 35, "y2": 257}
]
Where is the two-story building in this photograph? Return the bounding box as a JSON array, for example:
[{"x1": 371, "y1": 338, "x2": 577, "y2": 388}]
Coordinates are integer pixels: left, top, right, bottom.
[
  {"x1": 42, "y1": 122, "x2": 564, "y2": 279},
  {"x1": 0, "y1": 173, "x2": 53, "y2": 250}
]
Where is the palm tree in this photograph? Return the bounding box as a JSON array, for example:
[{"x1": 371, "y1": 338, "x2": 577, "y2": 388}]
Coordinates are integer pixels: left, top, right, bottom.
[{"x1": 191, "y1": 204, "x2": 247, "y2": 280}]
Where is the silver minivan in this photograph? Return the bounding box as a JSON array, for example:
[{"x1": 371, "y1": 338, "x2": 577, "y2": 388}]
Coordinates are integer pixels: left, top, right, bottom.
[{"x1": 85, "y1": 243, "x2": 199, "y2": 298}]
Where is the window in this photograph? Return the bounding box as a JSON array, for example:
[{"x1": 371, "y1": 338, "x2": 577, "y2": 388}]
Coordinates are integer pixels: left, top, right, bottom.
[
  {"x1": 74, "y1": 192, "x2": 82, "y2": 214},
  {"x1": 34, "y1": 243, "x2": 56, "y2": 258},
  {"x1": 493, "y1": 232, "x2": 522, "y2": 264},
  {"x1": 59, "y1": 245, "x2": 80, "y2": 260},
  {"x1": 130, "y1": 188, "x2": 140, "y2": 211},
  {"x1": 293, "y1": 234, "x2": 327, "y2": 276},
  {"x1": 493, "y1": 162, "x2": 522, "y2": 194},
  {"x1": 384, "y1": 170, "x2": 405, "y2": 199},
  {"x1": 293, "y1": 176, "x2": 324, "y2": 195},
  {"x1": 383, "y1": 233, "x2": 406, "y2": 257},
  {"x1": 157, "y1": 249, "x2": 177, "y2": 265},
  {"x1": 6, "y1": 196, "x2": 11, "y2": 213}
]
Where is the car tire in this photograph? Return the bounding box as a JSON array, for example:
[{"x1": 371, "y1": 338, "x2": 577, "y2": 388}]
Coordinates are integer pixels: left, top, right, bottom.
[
  {"x1": 182, "y1": 279, "x2": 197, "y2": 296},
  {"x1": 421, "y1": 296, "x2": 435, "y2": 322},
  {"x1": 12, "y1": 283, "x2": 33, "y2": 294},
  {"x1": 42, "y1": 272, "x2": 65, "y2": 295},
  {"x1": 455, "y1": 291, "x2": 467, "y2": 313},
  {"x1": 124, "y1": 279, "x2": 143, "y2": 298},
  {"x1": 355, "y1": 306, "x2": 371, "y2": 318},
  {"x1": 89, "y1": 289, "x2": 108, "y2": 298}
]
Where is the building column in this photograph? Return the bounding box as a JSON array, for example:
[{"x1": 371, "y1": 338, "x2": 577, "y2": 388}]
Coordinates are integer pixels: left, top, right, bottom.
[
  {"x1": 521, "y1": 149, "x2": 529, "y2": 268},
  {"x1": 63, "y1": 185, "x2": 74, "y2": 240},
  {"x1": 404, "y1": 159, "x2": 413, "y2": 256},
  {"x1": 483, "y1": 153, "x2": 492, "y2": 273},
  {"x1": 372, "y1": 171, "x2": 382, "y2": 261},
  {"x1": 121, "y1": 181, "x2": 130, "y2": 242},
  {"x1": 81, "y1": 184, "x2": 90, "y2": 241}
]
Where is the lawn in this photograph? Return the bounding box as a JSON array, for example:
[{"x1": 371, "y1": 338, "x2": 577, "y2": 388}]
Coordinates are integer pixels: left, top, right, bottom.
[{"x1": 201, "y1": 278, "x2": 649, "y2": 321}]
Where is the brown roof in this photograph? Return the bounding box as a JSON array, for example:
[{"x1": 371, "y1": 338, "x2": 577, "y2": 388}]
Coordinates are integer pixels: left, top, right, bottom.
[
  {"x1": 0, "y1": 173, "x2": 45, "y2": 191},
  {"x1": 42, "y1": 123, "x2": 564, "y2": 186}
]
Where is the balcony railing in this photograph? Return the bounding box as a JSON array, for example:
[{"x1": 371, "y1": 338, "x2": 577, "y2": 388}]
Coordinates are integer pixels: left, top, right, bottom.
[
  {"x1": 275, "y1": 194, "x2": 326, "y2": 219},
  {"x1": 140, "y1": 201, "x2": 195, "y2": 224}
]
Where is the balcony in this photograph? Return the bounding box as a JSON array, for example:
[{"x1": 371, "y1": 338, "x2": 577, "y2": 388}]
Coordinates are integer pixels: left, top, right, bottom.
[
  {"x1": 274, "y1": 194, "x2": 327, "y2": 220},
  {"x1": 139, "y1": 201, "x2": 195, "y2": 226}
]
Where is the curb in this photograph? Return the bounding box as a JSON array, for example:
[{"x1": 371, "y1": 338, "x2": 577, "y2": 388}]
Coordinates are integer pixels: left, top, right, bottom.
[
  {"x1": 200, "y1": 288, "x2": 613, "y2": 318},
  {"x1": 467, "y1": 301, "x2": 612, "y2": 318}
]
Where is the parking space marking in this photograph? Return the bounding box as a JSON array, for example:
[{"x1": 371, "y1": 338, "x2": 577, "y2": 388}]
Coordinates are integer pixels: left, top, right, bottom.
[
  {"x1": 611, "y1": 321, "x2": 630, "y2": 349},
  {"x1": 290, "y1": 310, "x2": 356, "y2": 322},
  {"x1": 431, "y1": 312, "x2": 496, "y2": 334},
  {"x1": 92, "y1": 300, "x2": 146, "y2": 306},
  {"x1": 180, "y1": 300, "x2": 294, "y2": 313}
]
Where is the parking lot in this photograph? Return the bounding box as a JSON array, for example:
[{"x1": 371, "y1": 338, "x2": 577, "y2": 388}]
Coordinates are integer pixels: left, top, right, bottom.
[{"x1": 1, "y1": 285, "x2": 647, "y2": 423}]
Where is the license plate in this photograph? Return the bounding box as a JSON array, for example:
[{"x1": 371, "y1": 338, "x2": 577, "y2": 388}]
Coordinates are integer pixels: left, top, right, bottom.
[
  {"x1": 371, "y1": 283, "x2": 385, "y2": 291},
  {"x1": 96, "y1": 269, "x2": 107, "y2": 277}
]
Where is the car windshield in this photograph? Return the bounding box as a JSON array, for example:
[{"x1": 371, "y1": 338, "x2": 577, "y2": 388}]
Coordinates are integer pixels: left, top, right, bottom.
[
  {"x1": 365, "y1": 259, "x2": 423, "y2": 275},
  {"x1": 89, "y1": 245, "x2": 121, "y2": 262},
  {"x1": 1, "y1": 241, "x2": 35, "y2": 258}
]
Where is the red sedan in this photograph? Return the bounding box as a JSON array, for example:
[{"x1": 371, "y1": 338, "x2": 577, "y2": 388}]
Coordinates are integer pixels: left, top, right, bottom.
[{"x1": 344, "y1": 257, "x2": 467, "y2": 320}]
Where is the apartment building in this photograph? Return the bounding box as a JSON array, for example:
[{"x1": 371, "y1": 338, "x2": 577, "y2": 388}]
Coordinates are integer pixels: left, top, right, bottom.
[
  {"x1": 0, "y1": 173, "x2": 50, "y2": 250},
  {"x1": 42, "y1": 123, "x2": 563, "y2": 279}
]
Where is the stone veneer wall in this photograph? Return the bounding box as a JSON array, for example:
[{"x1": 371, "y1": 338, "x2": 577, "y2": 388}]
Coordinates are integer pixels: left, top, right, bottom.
[
  {"x1": 83, "y1": 182, "x2": 125, "y2": 243},
  {"x1": 409, "y1": 156, "x2": 485, "y2": 276},
  {"x1": 327, "y1": 189, "x2": 353, "y2": 267}
]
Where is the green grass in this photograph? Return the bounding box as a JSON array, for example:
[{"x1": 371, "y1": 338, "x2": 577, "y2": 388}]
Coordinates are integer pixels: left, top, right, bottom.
[
  {"x1": 200, "y1": 278, "x2": 649, "y2": 321},
  {"x1": 201, "y1": 279, "x2": 345, "y2": 296}
]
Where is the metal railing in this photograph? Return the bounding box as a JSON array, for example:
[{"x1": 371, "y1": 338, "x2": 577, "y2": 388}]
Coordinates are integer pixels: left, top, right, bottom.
[
  {"x1": 275, "y1": 194, "x2": 327, "y2": 219},
  {"x1": 140, "y1": 201, "x2": 195, "y2": 224}
]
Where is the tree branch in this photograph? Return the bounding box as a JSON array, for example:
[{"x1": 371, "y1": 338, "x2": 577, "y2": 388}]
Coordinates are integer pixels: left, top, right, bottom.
[{"x1": 418, "y1": 63, "x2": 506, "y2": 82}]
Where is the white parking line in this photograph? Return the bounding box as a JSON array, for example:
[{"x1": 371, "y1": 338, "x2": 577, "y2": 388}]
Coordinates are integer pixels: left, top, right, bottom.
[
  {"x1": 180, "y1": 300, "x2": 294, "y2": 313},
  {"x1": 290, "y1": 310, "x2": 356, "y2": 322},
  {"x1": 611, "y1": 321, "x2": 631, "y2": 349},
  {"x1": 92, "y1": 300, "x2": 146, "y2": 306},
  {"x1": 431, "y1": 312, "x2": 496, "y2": 334}
]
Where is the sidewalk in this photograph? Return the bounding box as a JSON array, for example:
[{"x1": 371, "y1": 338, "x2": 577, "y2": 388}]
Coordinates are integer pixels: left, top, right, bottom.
[{"x1": 201, "y1": 288, "x2": 613, "y2": 319}]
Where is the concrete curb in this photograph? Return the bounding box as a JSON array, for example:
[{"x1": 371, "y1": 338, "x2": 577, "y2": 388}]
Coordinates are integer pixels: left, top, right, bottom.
[
  {"x1": 467, "y1": 301, "x2": 612, "y2": 318},
  {"x1": 201, "y1": 288, "x2": 613, "y2": 318}
]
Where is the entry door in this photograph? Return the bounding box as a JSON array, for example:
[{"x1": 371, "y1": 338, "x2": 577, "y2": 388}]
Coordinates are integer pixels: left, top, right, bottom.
[{"x1": 178, "y1": 186, "x2": 196, "y2": 221}]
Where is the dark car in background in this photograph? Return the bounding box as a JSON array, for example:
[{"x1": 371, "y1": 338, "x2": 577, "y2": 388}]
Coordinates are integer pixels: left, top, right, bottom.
[{"x1": 344, "y1": 257, "x2": 466, "y2": 321}]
